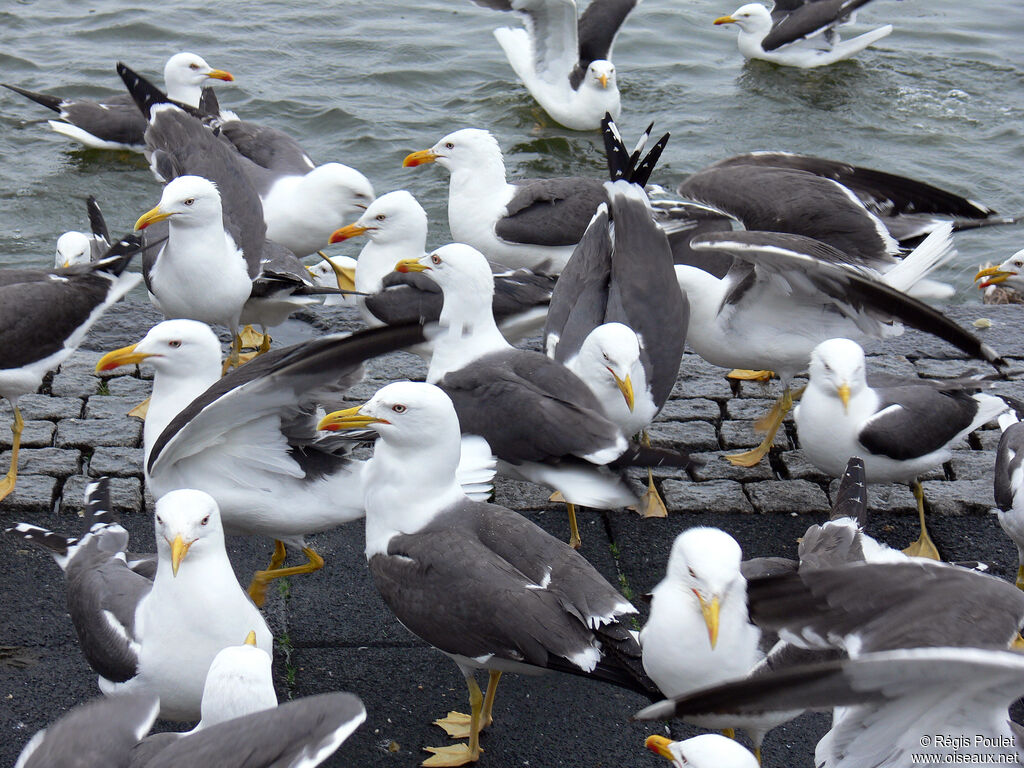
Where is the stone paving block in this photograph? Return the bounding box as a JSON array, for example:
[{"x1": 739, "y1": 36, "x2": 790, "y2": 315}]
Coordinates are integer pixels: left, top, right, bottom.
[
  {"x1": 865, "y1": 354, "x2": 917, "y2": 378},
  {"x1": 0, "y1": 448, "x2": 80, "y2": 478},
  {"x1": 49, "y1": 371, "x2": 99, "y2": 398},
  {"x1": 493, "y1": 478, "x2": 560, "y2": 510},
  {"x1": 913, "y1": 358, "x2": 986, "y2": 379},
  {"x1": 58, "y1": 351, "x2": 104, "y2": 375},
  {"x1": 778, "y1": 451, "x2": 831, "y2": 482},
  {"x1": 662, "y1": 479, "x2": 753, "y2": 513},
  {"x1": 673, "y1": 356, "x2": 733, "y2": 399},
  {"x1": 977, "y1": 429, "x2": 1002, "y2": 451},
  {"x1": 949, "y1": 449, "x2": 997, "y2": 482},
  {"x1": 746, "y1": 479, "x2": 830, "y2": 514},
  {"x1": 690, "y1": 451, "x2": 775, "y2": 482},
  {"x1": 725, "y1": 398, "x2": 781, "y2": 421},
  {"x1": 88, "y1": 446, "x2": 145, "y2": 478},
  {"x1": 60, "y1": 475, "x2": 142, "y2": 515},
  {"x1": 105, "y1": 376, "x2": 152, "y2": 398},
  {"x1": 648, "y1": 420, "x2": 718, "y2": 451},
  {"x1": 55, "y1": 418, "x2": 142, "y2": 449},
  {"x1": 720, "y1": 420, "x2": 790, "y2": 450},
  {"x1": 656, "y1": 397, "x2": 719, "y2": 422},
  {"x1": 0, "y1": 475, "x2": 57, "y2": 515},
  {"x1": 0, "y1": 394, "x2": 82, "y2": 421},
  {"x1": 0, "y1": 420, "x2": 55, "y2": 449},
  {"x1": 84, "y1": 396, "x2": 146, "y2": 420},
  {"x1": 827, "y1": 478, "x2": 917, "y2": 514},
  {"x1": 921, "y1": 478, "x2": 995, "y2": 516}
]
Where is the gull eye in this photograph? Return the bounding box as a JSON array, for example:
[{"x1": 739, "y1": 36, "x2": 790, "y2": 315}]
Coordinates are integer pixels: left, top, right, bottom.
[
  {"x1": 168, "y1": 340, "x2": 182, "y2": 348},
  {"x1": 376, "y1": 214, "x2": 386, "y2": 221},
  {"x1": 189, "y1": 63, "x2": 200, "y2": 70},
  {"x1": 156, "y1": 515, "x2": 163, "y2": 525},
  {"x1": 201, "y1": 515, "x2": 210, "y2": 526},
  {"x1": 444, "y1": 142, "x2": 454, "y2": 150},
  {"x1": 183, "y1": 198, "x2": 195, "y2": 206},
  {"x1": 392, "y1": 404, "x2": 406, "y2": 414},
  {"x1": 431, "y1": 254, "x2": 441, "y2": 265},
  {"x1": 688, "y1": 567, "x2": 697, "y2": 578}
]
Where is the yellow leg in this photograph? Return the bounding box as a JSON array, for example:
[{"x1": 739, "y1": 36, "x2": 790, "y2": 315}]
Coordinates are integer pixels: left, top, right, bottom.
[
  {"x1": 754, "y1": 745, "x2": 763, "y2": 764},
  {"x1": 1017, "y1": 565, "x2": 1024, "y2": 592},
  {"x1": 0, "y1": 407, "x2": 24, "y2": 502},
  {"x1": 628, "y1": 431, "x2": 668, "y2": 518},
  {"x1": 721, "y1": 728, "x2": 736, "y2": 739},
  {"x1": 727, "y1": 369, "x2": 775, "y2": 383},
  {"x1": 222, "y1": 332, "x2": 243, "y2": 375},
  {"x1": 423, "y1": 674, "x2": 483, "y2": 766},
  {"x1": 247, "y1": 545, "x2": 324, "y2": 607},
  {"x1": 566, "y1": 502, "x2": 582, "y2": 550},
  {"x1": 257, "y1": 327, "x2": 272, "y2": 355},
  {"x1": 435, "y1": 670, "x2": 502, "y2": 739},
  {"x1": 902, "y1": 480, "x2": 941, "y2": 560},
  {"x1": 725, "y1": 386, "x2": 805, "y2": 467}
]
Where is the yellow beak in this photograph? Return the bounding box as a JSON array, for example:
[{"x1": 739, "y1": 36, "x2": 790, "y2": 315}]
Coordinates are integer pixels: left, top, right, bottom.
[
  {"x1": 611, "y1": 371, "x2": 634, "y2": 412},
  {"x1": 837, "y1": 383, "x2": 851, "y2": 413},
  {"x1": 206, "y1": 68, "x2": 234, "y2": 82},
  {"x1": 974, "y1": 265, "x2": 1015, "y2": 287},
  {"x1": 170, "y1": 534, "x2": 192, "y2": 577},
  {"x1": 599, "y1": 73, "x2": 608, "y2": 88},
  {"x1": 395, "y1": 258, "x2": 429, "y2": 274},
  {"x1": 328, "y1": 223, "x2": 370, "y2": 244},
  {"x1": 95, "y1": 342, "x2": 153, "y2": 373},
  {"x1": 645, "y1": 735, "x2": 676, "y2": 761},
  {"x1": 244, "y1": 630, "x2": 257, "y2": 646},
  {"x1": 135, "y1": 205, "x2": 174, "y2": 230},
  {"x1": 713, "y1": 14, "x2": 737, "y2": 24},
  {"x1": 403, "y1": 149, "x2": 438, "y2": 168},
  {"x1": 697, "y1": 593, "x2": 720, "y2": 649},
  {"x1": 62, "y1": 260, "x2": 71, "y2": 268},
  {"x1": 317, "y1": 404, "x2": 389, "y2": 432}
]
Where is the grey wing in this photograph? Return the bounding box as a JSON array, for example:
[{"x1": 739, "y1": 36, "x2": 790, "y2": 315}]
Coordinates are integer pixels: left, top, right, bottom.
[
  {"x1": 544, "y1": 203, "x2": 613, "y2": 361},
  {"x1": 147, "y1": 324, "x2": 427, "y2": 478},
  {"x1": 371, "y1": 529, "x2": 601, "y2": 667},
  {"x1": 492, "y1": 268, "x2": 556, "y2": 322},
  {"x1": 17, "y1": 692, "x2": 159, "y2": 768},
  {"x1": 57, "y1": 97, "x2": 147, "y2": 146},
  {"x1": 507, "y1": 0, "x2": 580, "y2": 80},
  {"x1": 830, "y1": 456, "x2": 868, "y2": 524},
  {"x1": 762, "y1": 0, "x2": 881, "y2": 51},
  {"x1": 137, "y1": 692, "x2": 365, "y2": 768},
  {"x1": 438, "y1": 350, "x2": 624, "y2": 464},
  {"x1": 65, "y1": 547, "x2": 152, "y2": 682},
  {"x1": 571, "y1": 0, "x2": 639, "y2": 85},
  {"x1": 679, "y1": 164, "x2": 895, "y2": 268},
  {"x1": 741, "y1": 557, "x2": 799, "y2": 581},
  {"x1": 364, "y1": 271, "x2": 444, "y2": 325},
  {"x1": 994, "y1": 423, "x2": 1024, "y2": 511},
  {"x1": 218, "y1": 119, "x2": 316, "y2": 176},
  {"x1": 857, "y1": 385, "x2": 981, "y2": 461},
  {"x1": 692, "y1": 230, "x2": 1005, "y2": 370},
  {"x1": 747, "y1": 561, "x2": 1024, "y2": 654},
  {"x1": 497, "y1": 177, "x2": 607, "y2": 246},
  {"x1": 797, "y1": 520, "x2": 866, "y2": 570}
]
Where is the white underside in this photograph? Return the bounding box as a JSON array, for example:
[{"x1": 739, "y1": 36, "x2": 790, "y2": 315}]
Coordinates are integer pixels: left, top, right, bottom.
[
  {"x1": 47, "y1": 120, "x2": 141, "y2": 151},
  {"x1": 737, "y1": 24, "x2": 893, "y2": 68}
]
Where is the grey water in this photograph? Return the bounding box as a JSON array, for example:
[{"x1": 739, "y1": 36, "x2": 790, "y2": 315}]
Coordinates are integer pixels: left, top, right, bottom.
[{"x1": 0, "y1": 0, "x2": 1021, "y2": 300}]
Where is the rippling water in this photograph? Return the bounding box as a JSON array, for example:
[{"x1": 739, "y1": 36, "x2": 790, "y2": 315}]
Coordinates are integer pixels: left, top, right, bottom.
[{"x1": 0, "y1": 0, "x2": 1020, "y2": 299}]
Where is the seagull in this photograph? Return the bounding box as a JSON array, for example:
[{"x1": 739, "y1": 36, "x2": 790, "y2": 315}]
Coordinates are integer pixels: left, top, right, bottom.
[
  {"x1": 95, "y1": 320, "x2": 495, "y2": 606},
  {"x1": 976, "y1": 247, "x2": 1024, "y2": 293},
  {"x1": 993, "y1": 410, "x2": 1024, "y2": 590},
  {"x1": 317, "y1": 381, "x2": 657, "y2": 767},
  {"x1": 394, "y1": 242, "x2": 696, "y2": 548},
  {"x1": 644, "y1": 734, "x2": 759, "y2": 768},
  {"x1": 545, "y1": 178, "x2": 686, "y2": 517},
  {"x1": 713, "y1": 1, "x2": 893, "y2": 68},
  {"x1": 795, "y1": 337, "x2": 1008, "y2": 559},
  {"x1": 54, "y1": 196, "x2": 112, "y2": 268},
  {"x1": 328, "y1": 189, "x2": 555, "y2": 338},
  {"x1": 673, "y1": 226, "x2": 1003, "y2": 467},
  {"x1": 0, "y1": 236, "x2": 144, "y2": 502},
  {"x1": 3, "y1": 52, "x2": 233, "y2": 150},
  {"x1": 468, "y1": 0, "x2": 640, "y2": 130}
]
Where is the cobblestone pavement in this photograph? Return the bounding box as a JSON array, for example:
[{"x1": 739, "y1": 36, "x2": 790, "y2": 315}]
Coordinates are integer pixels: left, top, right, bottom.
[{"x1": 1, "y1": 300, "x2": 1022, "y2": 767}]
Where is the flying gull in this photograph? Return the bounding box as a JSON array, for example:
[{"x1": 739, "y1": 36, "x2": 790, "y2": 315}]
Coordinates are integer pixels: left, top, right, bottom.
[
  {"x1": 644, "y1": 734, "x2": 759, "y2": 768},
  {"x1": 9, "y1": 482, "x2": 271, "y2": 721},
  {"x1": 673, "y1": 226, "x2": 1003, "y2": 467},
  {"x1": 713, "y1": 1, "x2": 893, "y2": 68},
  {"x1": 545, "y1": 178, "x2": 686, "y2": 517},
  {"x1": 96, "y1": 320, "x2": 494, "y2": 605},
  {"x1": 0, "y1": 235, "x2": 144, "y2": 502},
  {"x1": 3, "y1": 52, "x2": 233, "y2": 150},
  {"x1": 994, "y1": 410, "x2": 1024, "y2": 590},
  {"x1": 318, "y1": 382, "x2": 658, "y2": 767},
  {"x1": 328, "y1": 189, "x2": 555, "y2": 340},
  {"x1": 795, "y1": 337, "x2": 1007, "y2": 559},
  {"x1": 468, "y1": 0, "x2": 640, "y2": 130},
  {"x1": 393, "y1": 242, "x2": 695, "y2": 548},
  {"x1": 54, "y1": 196, "x2": 112, "y2": 268}
]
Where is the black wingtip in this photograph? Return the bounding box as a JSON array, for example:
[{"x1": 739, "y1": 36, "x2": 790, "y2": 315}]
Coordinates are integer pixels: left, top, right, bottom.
[
  {"x1": 92, "y1": 232, "x2": 165, "y2": 276},
  {"x1": 116, "y1": 61, "x2": 168, "y2": 118},
  {"x1": 831, "y1": 457, "x2": 868, "y2": 525},
  {"x1": 600, "y1": 113, "x2": 669, "y2": 186},
  {"x1": 2, "y1": 82, "x2": 63, "y2": 112},
  {"x1": 86, "y1": 195, "x2": 110, "y2": 243},
  {"x1": 84, "y1": 476, "x2": 118, "y2": 529}
]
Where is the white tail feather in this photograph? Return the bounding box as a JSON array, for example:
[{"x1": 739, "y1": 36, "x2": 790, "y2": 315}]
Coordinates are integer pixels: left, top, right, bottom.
[{"x1": 880, "y1": 223, "x2": 955, "y2": 294}]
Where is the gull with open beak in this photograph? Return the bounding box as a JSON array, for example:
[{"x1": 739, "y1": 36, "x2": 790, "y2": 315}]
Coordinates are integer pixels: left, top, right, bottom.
[
  {"x1": 796, "y1": 338, "x2": 1008, "y2": 560},
  {"x1": 645, "y1": 733, "x2": 758, "y2": 768},
  {"x1": 976, "y1": 248, "x2": 1024, "y2": 295}
]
